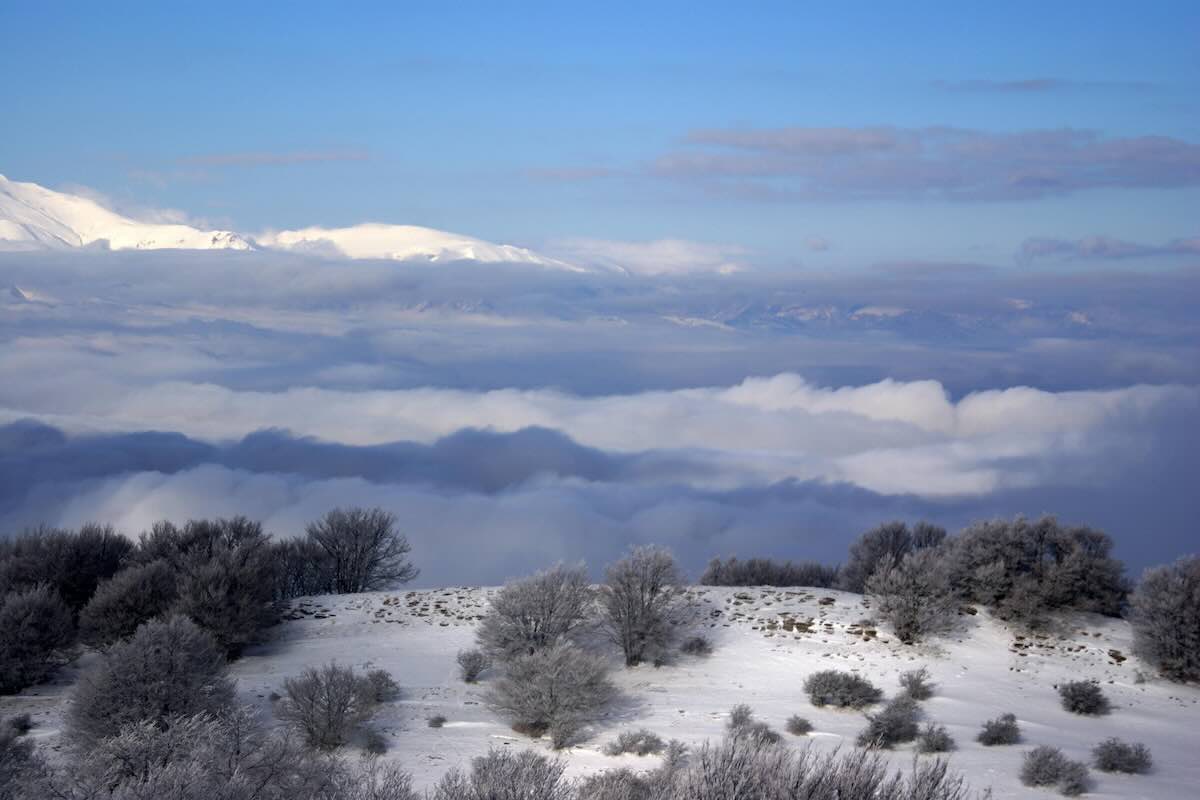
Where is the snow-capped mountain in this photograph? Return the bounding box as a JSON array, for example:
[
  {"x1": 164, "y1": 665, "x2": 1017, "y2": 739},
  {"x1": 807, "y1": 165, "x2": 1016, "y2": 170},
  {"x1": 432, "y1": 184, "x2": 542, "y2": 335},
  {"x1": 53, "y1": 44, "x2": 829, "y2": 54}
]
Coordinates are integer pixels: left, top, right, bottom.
[
  {"x1": 0, "y1": 174, "x2": 253, "y2": 252},
  {"x1": 0, "y1": 174, "x2": 579, "y2": 270}
]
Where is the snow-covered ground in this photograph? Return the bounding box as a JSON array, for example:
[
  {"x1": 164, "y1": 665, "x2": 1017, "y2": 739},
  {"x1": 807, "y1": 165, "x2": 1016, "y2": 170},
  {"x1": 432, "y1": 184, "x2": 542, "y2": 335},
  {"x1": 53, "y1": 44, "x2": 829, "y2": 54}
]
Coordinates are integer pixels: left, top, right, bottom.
[{"x1": 4, "y1": 586, "x2": 1198, "y2": 797}]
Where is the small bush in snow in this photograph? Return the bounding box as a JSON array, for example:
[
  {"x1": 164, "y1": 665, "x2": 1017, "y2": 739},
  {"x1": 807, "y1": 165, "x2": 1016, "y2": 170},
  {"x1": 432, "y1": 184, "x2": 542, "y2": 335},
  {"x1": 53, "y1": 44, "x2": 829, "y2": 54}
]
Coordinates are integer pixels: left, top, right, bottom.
[
  {"x1": 600, "y1": 547, "x2": 683, "y2": 667},
  {"x1": 1020, "y1": 745, "x2": 1090, "y2": 796},
  {"x1": 1, "y1": 724, "x2": 38, "y2": 799},
  {"x1": 277, "y1": 662, "x2": 378, "y2": 749},
  {"x1": 680, "y1": 635, "x2": 713, "y2": 657},
  {"x1": 363, "y1": 727, "x2": 388, "y2": 754},
  {"x1": 803, "y1": 670, "x2": 883, "y2": 708},
  {"x1": 486, "y1": 642, "x2": 615, "y2": 748},
  {"x1": 574, "y1": 768, "x2": 651, "y2": 800},
  {"x1": 724, "y1": 704, "x2": 781, "y2": 746},
  {"x1": 856, "y1": 693, "x2": 921, "y2": 749},
  {"x1": 1128, "y1": 555, "x2": 1200, "y2": 683},
  {"x1": 364, "y1": 668, "x2": 400, "y2": 702},
  {"x1": 4, "y1": 715, "x2": 31, "y2": 736},
  {"x1": 78, "y1": 559, "x2": 177, "y2": 649},
  {"x1": 431, "y1": 748, "x2": 570, "y2": 800},
  {"x1": 977, "y1": 712, "x2": 1020, "y2": 746},
  {"x1": 786, "y1": 715, "x2": 813, "y2": 736},
  {"x1": 699, "y1": 557, "x2": 839, "y2": 588},
  {"x1": 1092, "y1": 738, "x2": 1152, "y2": 774},
  {"x1": 457, "y1": 648, "x2": 491, "y2": 682},
  {"x1": 427, "y1": 715, "x2": 447, "y2": 728},
  {"x1": 604, "y1": 728, "x2": 666, "y2": 756},
  {"x1": 899, "y1": 667, "x2": 934, "y2": 700},
  {"x1": 1057, "y1": 680, "x2": 1110, "y2": 715},
  {"x1": 0, "y1": 585, "x2": 75, "y2": 695},
  {"x1": 66, "y1": 615, "x2": 235, "y2": 747},
  {"x1": 917, "y1": 724, "x2": 955, "y2": 753}
]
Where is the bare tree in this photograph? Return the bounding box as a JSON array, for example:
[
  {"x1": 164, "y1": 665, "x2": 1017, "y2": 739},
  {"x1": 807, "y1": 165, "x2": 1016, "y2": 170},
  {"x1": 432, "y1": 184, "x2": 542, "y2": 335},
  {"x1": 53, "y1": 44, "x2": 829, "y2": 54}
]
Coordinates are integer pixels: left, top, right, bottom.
[
  {"x1": 66, "y1": 615, "x2": 235, "y2": 747},
  {"x1": 305, "y1": 508, "x2": 418, "y2": 593},
  {"x1": 0, "y1": 585, "x2": 75, "y2": 695},
  {"x1": 277, "y1": 662, "x2": 378, "y2": 749},
  {"x1": 486, "y1": 643, "x2": 615, "y2": 748},
  {"x1": 866, "y1": 548, "x2": 957, "y2": 643},
  {"x1": 600, "y1": 546, "x2": 683, "y2": 667},
  {"x1": 477, "y1": 563, "x2": 594, "y2": 661}
]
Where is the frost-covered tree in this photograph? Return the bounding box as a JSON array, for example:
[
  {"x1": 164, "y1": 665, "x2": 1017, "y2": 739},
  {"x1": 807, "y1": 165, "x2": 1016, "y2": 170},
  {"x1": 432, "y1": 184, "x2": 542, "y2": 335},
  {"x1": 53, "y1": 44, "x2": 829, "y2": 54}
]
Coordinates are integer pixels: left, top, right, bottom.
[
  {"x1": 278, "y1": 662, "x2": 380, "y2": 750},
  {"x1": 866, "y1": 548, "x2": 957, "y2": 643},
  {"x1": 478, "y1": 563, "x2": 594, "y2": 662},
  {"x1": 600, "y1": 546, "x2": 683, "y2": 667},
  {"x1": 78, "y1": 560, "x2": 178, "y2": 649},
  {"x1": 1128, "y1": 555, "x2": 1200, "y2": 682},
  {"x1": 839, "y1": 521, "x2": 945, "y2": 594},
  {"x1": 66, "y1": 615, "x2": 235, "y2": 746},
  {"x1": 431, "y1": 749, "x2": 570, "y2": 800},
  {"x1": 0, "y1": 523, "x2": 131, "y2": 612},
  {"x1": 0, "y1": 585, "x2": 74, "y2": 694},
  {"x1": 305, "y1": 508, "x2": 418, "y2": 593},
  {"x1": 700, "y1": 557, "x2": 838, "y2": 588}
]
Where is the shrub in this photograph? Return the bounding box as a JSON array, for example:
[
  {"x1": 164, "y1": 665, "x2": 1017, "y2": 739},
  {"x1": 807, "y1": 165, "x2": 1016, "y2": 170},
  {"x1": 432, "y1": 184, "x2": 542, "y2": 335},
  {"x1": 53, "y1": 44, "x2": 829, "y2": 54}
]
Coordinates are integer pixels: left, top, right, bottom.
[
  {"x1": 699, "y1": 557, "x2": 839, "y2": 588},
  {"x1": 725, "y1": 705, "x2": 781, "y2": 745},
  {"x1": 785, "y1": 715, "x2": 812, "y2": 736},
  {"x1": 604, "y1": 728, "x2": 666, "y2": 756},
  {"x1": 277, "y1": 662, "x2": 378, "y2": 749},
  {"x1": 1, "y1": 725, "x2": 38, "y2": 800},
  {"x1": 803, "y1": 670, "x2": 883, "y2": 708},
  {"x1": 430, "y1": 748, "x2": 571, "y2": 800},
  {"x1": 867, "y1": 550, "x2": 957, "y2": 643},
  {"x1": 839, "y1": 521, "x2": 944, "y2": 593},
  {"x1": 487, "y1": 642, "x2": 615, "y2": 748},
  {"x1": 66, "y1": 615, "x2": 235, "y2": 747},
  {"x1": 680, "y1": 635, "x2": 713, "y2": 657},
  {"x1": 0, "y1": 523, "x2": 132, "y2": 612},
  {"x1": 1128, "y1": 555, "x2": 1200, "y2": 682},
  {"x1": 899, "y1": 667, "x2": 934, "y2": 700},
  {"x1": 1058, "y1": 680, "x2": 1110, "y2": 715},
  {"x1": 477, "y1": 564, "x2": 593, "y2": 662},
  {"x1": 1092, "y1": 738, "x2": 1152, "y2": 774},
  {"x1": 917, "y1": 724, "x2": 955, "y2": 753},
  {"x1": 600, "y1": 547, "x2": 683, "y2": 667},
  {"x1": 304, "y1": 508, "x2": 418, "y2": 593},
  {"x1": 977, "y1": 712, "x2": 1020, "y2": 746},
  {"x1": 363, "y1": 727, "x2": 388, "y2": 754},
  {"x1": 1021, "y1": 745, "x2": 1090, "y2": 796},
  {"x1": 457, "y1": 648, "x2": 491, "y2": 682},
  {"x1": 3, "y1": 716, "x2": 31, "y2": 736},
  {"x1": 0, "y1": 585, "x2": 74, "y2": 694},
  {"x1": 575, "y1": 768, "x2": 652, "y2": 800},
  {"x1": 428, "y1": 715, "x2": 447, "y2": 728},
  {"x1": 78, "y1": 559, "x2": 177, "y2": 649},
  {"x1": 856, "y1": 693, "x2": 921, "y2": 749},
  {"x1": 364, "y1": 668, "x2": 400, "y2": 702}
]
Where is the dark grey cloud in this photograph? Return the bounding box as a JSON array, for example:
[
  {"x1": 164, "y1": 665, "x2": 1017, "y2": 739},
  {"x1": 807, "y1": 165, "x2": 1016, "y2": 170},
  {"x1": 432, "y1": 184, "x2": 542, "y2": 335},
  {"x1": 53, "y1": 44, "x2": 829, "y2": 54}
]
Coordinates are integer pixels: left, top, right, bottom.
[{"x1": 647, "y1": 126, "x2": 1200, "y2": 202}]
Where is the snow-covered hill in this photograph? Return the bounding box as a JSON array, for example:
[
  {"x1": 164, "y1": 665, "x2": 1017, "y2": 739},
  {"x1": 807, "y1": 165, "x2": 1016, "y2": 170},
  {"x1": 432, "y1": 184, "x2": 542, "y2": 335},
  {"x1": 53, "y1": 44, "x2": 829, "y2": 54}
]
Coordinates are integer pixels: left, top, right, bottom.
[
  {"x1": 5, "y1": 586, "x2": 1197, "y2": 797},
  {"x1": 0, "y1": 174, "x2": 253, "y2": 252},
  {"x1": 0, "y1": 174, "x2": 579, "y2": 269}
]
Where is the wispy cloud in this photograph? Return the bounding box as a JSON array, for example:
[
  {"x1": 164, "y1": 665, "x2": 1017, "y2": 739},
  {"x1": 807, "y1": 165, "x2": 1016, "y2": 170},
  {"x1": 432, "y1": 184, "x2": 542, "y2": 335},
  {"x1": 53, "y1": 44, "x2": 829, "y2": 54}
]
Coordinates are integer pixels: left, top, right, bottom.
[
  {"x1": 1018, "y1": 235, "x2": 1200, "y2": 263},
  {"x1": 178, "y1": 150, "x2": 370, "y2": 167},
  {"x1": 546, "y1": 238, "x2": 750, "y2": 275}
]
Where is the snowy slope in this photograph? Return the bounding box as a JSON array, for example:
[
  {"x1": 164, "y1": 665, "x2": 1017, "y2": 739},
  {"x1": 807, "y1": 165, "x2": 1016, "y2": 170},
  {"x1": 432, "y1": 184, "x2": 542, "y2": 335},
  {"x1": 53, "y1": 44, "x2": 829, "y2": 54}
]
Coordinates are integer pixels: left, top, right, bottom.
[
  {"x1": 4, "y1": 586, "x2": 1197, "y2": 797},
  {"x1": 0, "y1": 174, "x2": 253, "y2": 252}
]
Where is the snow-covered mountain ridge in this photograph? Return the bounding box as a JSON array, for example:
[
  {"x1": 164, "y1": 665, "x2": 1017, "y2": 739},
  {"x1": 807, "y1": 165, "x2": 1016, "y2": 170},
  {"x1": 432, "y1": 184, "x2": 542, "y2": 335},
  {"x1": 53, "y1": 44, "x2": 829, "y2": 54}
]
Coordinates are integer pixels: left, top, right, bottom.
[{"x1": 0, "y1": 174, "x2": 575, "y2": 269}]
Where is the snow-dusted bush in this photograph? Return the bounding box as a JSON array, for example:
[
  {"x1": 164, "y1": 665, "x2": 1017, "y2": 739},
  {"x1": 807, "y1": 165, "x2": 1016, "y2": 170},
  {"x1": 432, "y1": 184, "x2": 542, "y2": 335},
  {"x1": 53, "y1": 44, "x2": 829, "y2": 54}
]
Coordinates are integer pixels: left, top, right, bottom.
[
  {"x1": 1, "y1": 724, "x2": 38, "y2": 800},
  {"x1": 1128, "y1": 555, "x2": 1200, "y2": 682},
  {"x1": 304, "y1": 508, "x2": 418, "y2": 594},
  {"x1": 1020, "y1": 746, "x2": 1090, "y2": 796},
  {"x1": 700, "y1": 557, "x2": 838, "y2": 588},
  {"x1": 976, "y1": 713, "x2": 1020, "y2": 746},
  {"x1": 680, "y1": 635, "x2": 713, "y2": 657},
  {"x1": 868, "y1": 550, "x2": 958, "y2": 643},
  {"x1": 477, "y1": 564, "x2": 594, "y2": 662},
  {"x1": 1057, "y1": 681, "x2": 1110, "y2": 715},
  {"x1": 79, "y1": 559, "x2": 177, "y2": 649},
  {"x1": 363, "y1": 727, "x2": 388, "y2": 754},
  {"x1": 785, "y1": 715, "x2": 812, "y2": 736},
  {"x1": 3, "y1": 715, "x2": 31, "y2": 736},
  {"x1": 725, "y1": 705, "x2": 781, "y2": 745},
  {"x1": 574, "y1": 768, "x2": 652, "y2": 800},
  {"x1": 899, "y1": 667, "x2": 935, "y2": 700},
  {"x1": 604, "y1": 728, "x2": 666, "y2": 756},
  {"x1": 457, "y1": 648, "x2": 491, "y2": 682},
  {"x1": 487, "y1": 642, "x2": 615, "y2": 748},
  {"x1": 803, "y1": 669, "x2": 883, "y2": 708},
  {"x1": 917, "y1": 724, "x2": 955, "y2": 753},
  {"x1": 66, "y1": 615, "x2": 235, "y2": 747},
  {"x1": 600, "y1": 546, "x2": 683, "y2": 667},
  {"x1": 278, "y1": 662, "x2": 379, "y2": 749},
  {"x1": 427, "y1": 715, "x2": 447, "y2": 728},
  {"x1": 0, "y1": 523, "x2": 131, "y2": 612},
  {"x1": 0, "y1": 584, "x2": 74, "y2": 694},
  {"x1": 838, "y1": 521, "x2": 945, "y2": 593},
  {"x1": 856, "y1": 693, "x2": 921, "y2": 749},
  {"x1": 364, "y1": 668, "x2": 400, "y2": 702},
  {"x1": 942, "y1": 516, "x2": 1128, "y2": 626},
  {"x1": 1092, "y1": 737, "x2": 1152, "y2": 774},
  {"x1": 431, "y1": 748, "x2": 571, "y2": 800}
]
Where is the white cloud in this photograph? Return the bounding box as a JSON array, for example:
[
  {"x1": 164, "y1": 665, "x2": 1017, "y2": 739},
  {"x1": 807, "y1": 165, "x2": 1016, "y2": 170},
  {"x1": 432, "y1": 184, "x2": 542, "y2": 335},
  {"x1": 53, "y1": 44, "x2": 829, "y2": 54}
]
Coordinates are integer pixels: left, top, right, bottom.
[{"x1": 546, "y1": 238, "x2": 749, "y2": 275}]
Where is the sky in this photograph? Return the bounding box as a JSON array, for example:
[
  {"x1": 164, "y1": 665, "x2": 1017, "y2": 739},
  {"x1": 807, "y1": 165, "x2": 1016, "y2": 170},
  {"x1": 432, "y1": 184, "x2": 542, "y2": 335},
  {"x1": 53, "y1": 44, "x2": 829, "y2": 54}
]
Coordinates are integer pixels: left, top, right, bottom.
[
  {"x1": 2, "y1": 1, "x2": 1198, "y2": 268},
  {"x1": 1, "y1": 3, "x2": 1198, "y2": 583}
]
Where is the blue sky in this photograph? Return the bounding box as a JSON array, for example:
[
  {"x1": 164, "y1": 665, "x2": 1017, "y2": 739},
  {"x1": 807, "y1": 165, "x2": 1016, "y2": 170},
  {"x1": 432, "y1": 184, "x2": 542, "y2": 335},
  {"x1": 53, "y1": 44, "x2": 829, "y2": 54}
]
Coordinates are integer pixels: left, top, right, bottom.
[{"x1": 3, "y1": 1, "x2": 1198, "y2": 267}]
